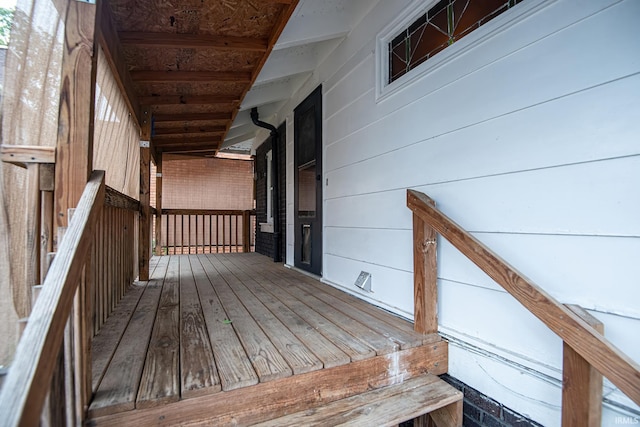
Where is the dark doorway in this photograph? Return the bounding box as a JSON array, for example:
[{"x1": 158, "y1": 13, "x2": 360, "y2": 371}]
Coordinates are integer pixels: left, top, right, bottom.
[{"x1": 294, "y1": 86, "x2": 322, "y2": 275}]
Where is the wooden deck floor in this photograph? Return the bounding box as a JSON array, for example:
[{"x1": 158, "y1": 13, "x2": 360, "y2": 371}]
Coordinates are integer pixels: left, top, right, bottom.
[{"x1": 88, "y1": 253, "x2": 448, "y2": 425}]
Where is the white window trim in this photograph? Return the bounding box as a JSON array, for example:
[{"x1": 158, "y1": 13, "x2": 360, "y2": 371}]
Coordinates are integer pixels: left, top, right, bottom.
[
  {"x1": 375, "y1": 0, "x2": 554, "y2": 103},
  {"x1": 260, "y1": 149, "x2": 275, "y2": 233},
  {"x1": 266, "y1": 149, "x2": 273, "y2": 224}
]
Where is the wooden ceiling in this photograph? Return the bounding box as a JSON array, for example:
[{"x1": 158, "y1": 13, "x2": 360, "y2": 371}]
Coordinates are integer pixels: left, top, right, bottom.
[{"x1": 100, "y1": 0, "x2": 299, "y2": 158}]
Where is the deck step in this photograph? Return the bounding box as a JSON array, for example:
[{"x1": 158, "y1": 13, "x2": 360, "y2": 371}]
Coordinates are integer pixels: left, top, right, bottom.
[{"x1": 252, "y1": 373, "x2": 462, "y2": 427}]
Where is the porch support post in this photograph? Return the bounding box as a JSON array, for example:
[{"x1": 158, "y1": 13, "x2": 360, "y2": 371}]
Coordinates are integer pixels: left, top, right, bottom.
[
  {"x1": 139, "y1": 108, "x2": 151, "y2": 280},
  {"x1": 154, "y1": 152, "x2": 163, "y2": 255},
  {"x1": 561, "y1": 305, "x2": 603, "y2": 427},
  {"x1": 410, "y1": 196, "x2": 438, "y2": 334},
  {"x1": 53, "y1": 1, "x2": 99, "y2": 423},
  {"x1": 242, "y1": 211, "x2": 250, "y2": 252}
]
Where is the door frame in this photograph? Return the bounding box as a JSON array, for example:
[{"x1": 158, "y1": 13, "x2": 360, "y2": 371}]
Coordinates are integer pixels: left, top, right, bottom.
[{"x1": 293, "y1": 85, "x2": 323, "y2": 275}]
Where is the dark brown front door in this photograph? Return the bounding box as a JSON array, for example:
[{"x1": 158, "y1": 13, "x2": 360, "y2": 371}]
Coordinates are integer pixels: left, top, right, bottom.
[{"x1": 294, "y1": 86, "x2": 322, "y2": 275}]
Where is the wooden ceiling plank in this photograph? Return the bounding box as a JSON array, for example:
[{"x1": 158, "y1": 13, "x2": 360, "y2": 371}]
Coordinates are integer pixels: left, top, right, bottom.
[
  {"x1": 131, "y1": 71, "x2": 252, "y2": 83},
  {"x1": 153, "y1": 113, "x2": 232, "y2": 122},
  {"x1": 138, "y1": 95, "x2": 240, "y2": 105},
  {"x1": 119, "y1": 32, "x2": 268, "y2": 51},
  {"x1": 153, "y1": 125, "x2": 226, "y2": 136},
  {"x1": 97, "y1": 1, "x2": 141, "y2": 127}
]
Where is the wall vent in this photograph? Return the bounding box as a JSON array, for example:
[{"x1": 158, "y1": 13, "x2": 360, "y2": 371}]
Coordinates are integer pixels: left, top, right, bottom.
[{"x1": 354, "y1": 271, "x2": 372, "y2": 293}]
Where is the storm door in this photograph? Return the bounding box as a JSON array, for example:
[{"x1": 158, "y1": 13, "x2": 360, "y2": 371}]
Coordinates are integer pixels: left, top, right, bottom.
[{"x1": 294, "y1": 86, "x2": 322, "y2": 275}]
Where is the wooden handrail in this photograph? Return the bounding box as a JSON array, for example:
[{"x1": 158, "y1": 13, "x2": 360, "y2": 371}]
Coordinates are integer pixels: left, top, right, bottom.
[
  {"x1": 105, "y1": 186, "x2": 140, "y2": 211},
  {"x1": 0, "y1": 170, "x2": 105, "y2": 426},
  {"x1": 407, "y1": 189, "x2": 640, "y2": 406},
  {"x1": 162, "y1": 208, "x2": 256, "y2": 216}
]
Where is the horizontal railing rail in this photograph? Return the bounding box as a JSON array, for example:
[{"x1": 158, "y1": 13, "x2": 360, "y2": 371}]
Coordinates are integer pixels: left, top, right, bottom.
[
  {"x1": 105, "y1": 186, "x2": 140, "y2": 212},
  {"x1": 407, "y1": 189, "x2": 640, "y2": 421},
  {"x1": 158, "y1": 208, "x2": 256, "y2": 255},
  {"x1": 0, "y1": 170, "x2": 105, "y2": 426}
]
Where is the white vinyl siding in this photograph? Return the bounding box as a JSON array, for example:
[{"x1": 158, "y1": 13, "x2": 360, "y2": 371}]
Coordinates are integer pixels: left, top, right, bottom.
[{"x1": 280, "y1": 0, "x2": 640, "y2": 424}]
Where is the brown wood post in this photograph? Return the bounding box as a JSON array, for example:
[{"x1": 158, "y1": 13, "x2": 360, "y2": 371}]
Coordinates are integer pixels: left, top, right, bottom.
[
  {"x1": 242, "y1": 211, "x2": 250, "y2": 252},
  {"x1": 40, "y1": 164, "x2": 55, "y2": 284},
  {"x1": 139, "y1": 108, "x2": 151, "y2": 281},
  {"x1": 52, "y1": 1, "x2": 98, "y2": 423},
  {"x1": 562, "y1": 305, "x2": 604, "y2": 427},
  {"x1": 411, "y1": 206, "x2": 438, "y2": 334},
  {"x1": 25, "y1": 163, "x2": 41, "y2": 315},
  {"x1": 154, "y1": 153, "x2": 163, "y2": 255}
]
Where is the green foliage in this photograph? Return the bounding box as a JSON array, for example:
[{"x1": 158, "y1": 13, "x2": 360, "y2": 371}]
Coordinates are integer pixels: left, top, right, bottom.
[{"x1": 0, "y1": 7, "x2": 14, "y2": 48}]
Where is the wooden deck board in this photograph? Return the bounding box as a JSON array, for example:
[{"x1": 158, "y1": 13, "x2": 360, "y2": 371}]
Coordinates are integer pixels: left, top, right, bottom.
[
  {"x1": 189, "y1": 254, "x2": 258, "y2": 391},
  {"x1": 196, "y1": 255, "x2": 293, "y2": 382},
  {"x1": 136, "y1": 256, "x2": 181, "y2": 408},
  {"x1": 91, "y1": 282, "x2": 146, "y2": 393},
  {"x1": 259, "y1": 258, "x2": 424, "y2": 349},
  {"x1": 302, "y1": 271, "x2": 433, "y2": 343},
  {"x1": 233, "y1": 255, "x2": 400, "y2": 355},
  {"x1": 89, "y1": 256, "x2": 169, "y2": 417},
  {"x1": 221, "y1": 253, "x2": 376, "y2": 362},
  {"x1": 89, "y1": 253, "x2": 445, "y2": 420},
  {"x1": 206, "y1": 255, "x2": 325, "y2": 374},
  {"x1": 252, "y1": 373, "x2": 462, "y2": 427},
  {"x1": 87, "y1": 344, "x2": 449, "y2": 426},
  {"x1": 179, "y1": 256, "x2": 221, "y2": 398},
  {"x1": 216, "y1": 254, "x2": 350, "y2": 369}
]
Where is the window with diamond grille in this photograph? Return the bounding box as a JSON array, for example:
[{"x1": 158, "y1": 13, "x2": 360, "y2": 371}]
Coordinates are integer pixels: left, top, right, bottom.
[{"x1": 389, "y1": 0, "x2": 524, "y2": 83}]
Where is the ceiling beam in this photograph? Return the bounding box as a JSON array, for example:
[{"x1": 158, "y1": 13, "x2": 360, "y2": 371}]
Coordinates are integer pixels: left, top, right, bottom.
[
  {"x1": 153, "y1": 135, "x2": 223, "y2": 145},
  {"x1": 119, "y1": 32, "x2": 268, "y2": 51},
  {"x1": 131, "y1": 70, "x2": 252, "y2": 83},
  {"x1": 153, "y1": 113, "x2": 232, "y2": 122},
  {"x1": 153, "y1": 125, "x2": 226, "y2": 136},
  {"x1": 156, "y1": 147, "x2": 218, "y2": 155},
  {"x1": 138, "y1": 95, "x2": 240, "y2": 105}
]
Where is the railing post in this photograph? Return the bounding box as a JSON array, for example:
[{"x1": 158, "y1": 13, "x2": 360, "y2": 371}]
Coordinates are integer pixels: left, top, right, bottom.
[
  {"x1": 139, "y1": 108, "x2": 151, "y2": 281},
  {"x1": 407, "y1": 190, "x2": 438, "y2": 334},
  {"x1": 410, "y1": 194, "x2": 438, "y2": 335},
  {"x1": 562, "y1": 305, "x2": 603, "y2": 427},
  {"x1": 242, "y1": 211, "x2": 250, "y2": 253},
  {"x1": 154, "y1": 153, "x2": 163, "y2": 255}
]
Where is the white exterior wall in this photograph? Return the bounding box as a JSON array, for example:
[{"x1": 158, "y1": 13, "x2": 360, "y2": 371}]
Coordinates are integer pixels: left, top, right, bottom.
[{"x1": 279, "y1": 0, "x2": 640, "y2": 424}]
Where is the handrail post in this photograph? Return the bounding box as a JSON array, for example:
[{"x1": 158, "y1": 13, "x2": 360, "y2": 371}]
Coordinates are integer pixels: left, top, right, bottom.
[
  {"x1": 154, "y1": 153, "x2": 163, "y2": 255},
  {"x1": 139, "y1": 109, "x2": 151, "y2": 280},
  {"x1": 410, "y1": 192, "x2": 438, "y2": 334},
  {"x1": 562, "y1": 305, "x2": 603, "y2": 427},
  {"x1": 242, "y1": 211, "x2": 250, "y2": 253}
]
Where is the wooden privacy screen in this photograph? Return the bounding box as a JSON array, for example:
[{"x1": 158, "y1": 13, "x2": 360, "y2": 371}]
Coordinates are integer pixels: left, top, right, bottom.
[
  {"x1": 93, "y1": 47, "x2": 140, "y2": 200},
  {"x1": 0, "y1": 0, "x2": 70, "y2": 356}
]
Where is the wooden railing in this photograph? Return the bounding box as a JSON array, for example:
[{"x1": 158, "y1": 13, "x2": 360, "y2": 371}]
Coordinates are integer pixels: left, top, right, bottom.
[
  {"x1": 407, "y1": 189, "x2": 640, "y2": 425},
  {"x1": 91, "y1": 187, "x2": 140, "y2": 335},
  {"x1": 0, "y1": 170, "x2": 105, "y2": 426},
  {"x1": 157, "y1": 209, "x2": 256, "y2": 255}
]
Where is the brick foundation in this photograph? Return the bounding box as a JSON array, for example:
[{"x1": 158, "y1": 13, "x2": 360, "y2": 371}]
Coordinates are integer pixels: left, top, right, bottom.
[{"x1": 399, "y1": 374, "x2": 543, "y2": 427}]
